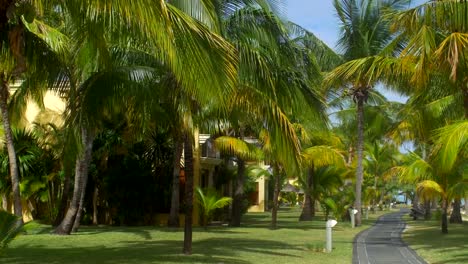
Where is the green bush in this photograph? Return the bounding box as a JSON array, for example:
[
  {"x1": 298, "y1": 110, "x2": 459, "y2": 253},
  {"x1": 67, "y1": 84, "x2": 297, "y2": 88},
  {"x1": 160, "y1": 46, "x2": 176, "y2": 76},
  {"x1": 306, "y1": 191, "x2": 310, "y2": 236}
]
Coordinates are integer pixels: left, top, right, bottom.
[{"x1": 0, "y1": 211, "x2": 23, "y2": 253}]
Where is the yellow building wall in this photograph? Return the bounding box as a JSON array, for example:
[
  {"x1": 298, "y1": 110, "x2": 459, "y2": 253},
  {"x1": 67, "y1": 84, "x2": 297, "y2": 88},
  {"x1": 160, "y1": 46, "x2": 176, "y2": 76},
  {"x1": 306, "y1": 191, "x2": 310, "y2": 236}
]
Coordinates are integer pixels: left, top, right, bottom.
[{"x1": 248, "y1": 175, "x2": 267, "y2": 213}]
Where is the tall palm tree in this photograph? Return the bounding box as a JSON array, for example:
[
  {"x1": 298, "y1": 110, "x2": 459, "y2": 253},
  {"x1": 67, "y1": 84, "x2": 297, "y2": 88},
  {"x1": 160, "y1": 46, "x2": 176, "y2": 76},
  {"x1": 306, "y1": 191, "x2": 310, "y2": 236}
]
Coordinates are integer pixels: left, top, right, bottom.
[
  {"x1": 173, "y1": 1, "x2": 327, "y2": 230},
  {"x1": 327, "y1": 0, "x2": 410, "y2": 226},
  {"x1": 325, "y1": 1, "x2": 468, "y2": 118},
  {"x1": 0, "y1": 0, "x2": 67, "y2": 221},
  {"x1": 43, "y1": 0, "x2": 237, "y2": 236}
]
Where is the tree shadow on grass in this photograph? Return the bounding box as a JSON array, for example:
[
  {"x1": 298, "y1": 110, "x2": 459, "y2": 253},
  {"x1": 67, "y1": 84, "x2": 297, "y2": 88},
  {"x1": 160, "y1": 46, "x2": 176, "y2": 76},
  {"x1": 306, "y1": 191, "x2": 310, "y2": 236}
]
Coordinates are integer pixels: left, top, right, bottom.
[
  {"x1": 404, "y1": 221, "x2": 468, "y2": 263},
  {"x1": 1, "y1": 237, "x2": 303, "y2": 264}
]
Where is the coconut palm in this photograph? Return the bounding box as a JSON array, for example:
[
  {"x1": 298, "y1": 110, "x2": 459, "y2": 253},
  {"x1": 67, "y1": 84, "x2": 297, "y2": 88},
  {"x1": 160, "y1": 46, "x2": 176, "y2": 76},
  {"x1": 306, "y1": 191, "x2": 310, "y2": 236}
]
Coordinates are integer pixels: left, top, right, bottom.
[
  {"x1": 29, "y1": 0, "x2": 237, "y2": 238},
  {"x1": 214, "y1": 135, "x2": 263, "y2": 227},
  {"x1": 364, "y1": 141, "x2": 399, "y2": 207},
  {"x1": 327, "y1": 0, "x2": 410, "y2": 226},
  {"x1": 174, "y1": 0, "x2": 328, "y2": 229},
  {"x1": 0, "y1": 0, "x2": 67, "y2": 221},
  {"x1": 299, "y1": 145, "x2": 346, "y2": 221},
  {"x1": 394, "y1": 121, "x2": 467, "y2": 233}
]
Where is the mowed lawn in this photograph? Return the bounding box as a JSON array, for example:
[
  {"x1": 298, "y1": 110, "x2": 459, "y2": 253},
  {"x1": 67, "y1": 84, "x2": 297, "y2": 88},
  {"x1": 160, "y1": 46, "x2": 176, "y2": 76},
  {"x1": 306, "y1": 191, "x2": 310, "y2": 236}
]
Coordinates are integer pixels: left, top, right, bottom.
[
  {"x1": 1, "y1": 208, "x2": 386, "y2": 264},
  {"x1": 403, "y1": 216, "x2": 468, "y2": 264}
]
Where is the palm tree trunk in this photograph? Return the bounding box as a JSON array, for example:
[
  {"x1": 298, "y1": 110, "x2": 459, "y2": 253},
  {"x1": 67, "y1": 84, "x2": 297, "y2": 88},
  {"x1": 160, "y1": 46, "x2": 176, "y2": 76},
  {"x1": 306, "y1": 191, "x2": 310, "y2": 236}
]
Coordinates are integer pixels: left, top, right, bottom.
[
  {"x1": 72, "y1": 129, "x2": 95, "y2": 232},
  {"x1": 347, "y1": 146, "x2": 354, "y2": 166},
  {"x1": 168, "y1": 136, "x2": 183, "y2": 227},
  {"x1": 354, "y1": 94, "x2": 365, "y2": 226},
  {"x1": 53, "y1": 166, "x2": 72, "y2": 226},
  {"x1": 441, "y1": 198, "x2": 448, "y2": 234},
  {"x1": 92, "y1": 185, "x2": 98, "y2": 225},
  {"x1": 2, "y1": 193, "x2": 9, "y2": 211},
  {"x1": 0, "y1": 80, "x2": 22, "y2": 221},
  {"x1": 449, "y1": 199, "x2": 463, "y2": 224},
  {"x1": 230, "y1": 158, "x2": 245, "y2": 227},
  {"x1": 424, "y1": 200, "x2": 431, "y2": 220},
  {"x1": 183, "y1": 133, "x2": 194, "y2": 255},
  {"x1": 55, "y1": 128, "x2": 94, "y2": 235},
  {"x1": 300, "y1": 167, "x2": 314, "y2": 221},
  {"x1": 271, "y1": 164, "x2": 280, "y2": 230}
]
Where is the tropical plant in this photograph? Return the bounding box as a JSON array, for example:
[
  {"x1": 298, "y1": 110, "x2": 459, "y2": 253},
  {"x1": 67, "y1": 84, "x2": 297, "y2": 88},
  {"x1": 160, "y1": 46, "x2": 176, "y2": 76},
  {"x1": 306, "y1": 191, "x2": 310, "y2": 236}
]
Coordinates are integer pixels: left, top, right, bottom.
[
  {"x1": 215, "y1": 136, "x2": 263, "y2": 227},
  {"x1": 195, "y1": 187, "x2": 232, "y2": 228},
  {"x1": 299, "y1": 145, "x2": 346, "y2": 221},
  {"x1": 0, "y1": 0, "x2": 66, "y2": 221},
  {"x1": 394, "y1": 121, "x2": 467, "y2": 233},
  {"x1": 326, "y1": 0, "x2": 410, "y2": 226},
  {"x1": 37, "y1": 0, "x2": 238, "y2": 242}
]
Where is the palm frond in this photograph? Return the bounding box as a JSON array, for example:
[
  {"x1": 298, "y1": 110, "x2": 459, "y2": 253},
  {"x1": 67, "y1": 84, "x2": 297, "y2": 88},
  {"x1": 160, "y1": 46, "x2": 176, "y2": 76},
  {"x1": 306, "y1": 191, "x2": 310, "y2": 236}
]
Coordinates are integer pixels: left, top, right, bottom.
[
  {"x1": 301, "y1": 146, "x2": 346, "y2": 168},
  {"x1": 417, "y1": 180, "x2": 444, "y2": 201},
  {"x1": 432, "y1": 121, "x2": 468, "y2": 173},
  {"x1": 214, "y1": 136, "x2": 263, "y2": 161}
]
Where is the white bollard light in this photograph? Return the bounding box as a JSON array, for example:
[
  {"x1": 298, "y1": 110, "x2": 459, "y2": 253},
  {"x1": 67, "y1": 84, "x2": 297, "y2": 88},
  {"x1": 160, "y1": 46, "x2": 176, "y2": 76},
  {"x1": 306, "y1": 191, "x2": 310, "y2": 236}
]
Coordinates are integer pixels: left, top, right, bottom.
[
  {"x1": 326, "y1": 219, "x2": 338, "y2": 253},
  {"x1": 350, "y1": 209, "x2": 358, "y2": 228}
]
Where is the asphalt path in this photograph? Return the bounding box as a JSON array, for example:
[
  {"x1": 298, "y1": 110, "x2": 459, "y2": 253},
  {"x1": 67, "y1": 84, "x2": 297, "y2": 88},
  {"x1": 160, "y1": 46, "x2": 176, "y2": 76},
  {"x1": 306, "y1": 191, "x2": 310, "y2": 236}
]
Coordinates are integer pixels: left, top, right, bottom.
[{"x1": 353, "y1": 209, "x2": 427, "y2": 264}]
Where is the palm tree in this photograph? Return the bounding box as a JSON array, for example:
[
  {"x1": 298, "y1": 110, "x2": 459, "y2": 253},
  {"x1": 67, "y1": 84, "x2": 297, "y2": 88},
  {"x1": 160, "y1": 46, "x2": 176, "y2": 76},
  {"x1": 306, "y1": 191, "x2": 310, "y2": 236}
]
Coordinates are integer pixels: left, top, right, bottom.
[
  {"x1": 0, "y1": 0, "x2": 67, "y2": 221},
  {"x1": 215, "y1": 136, "x2": 263, "y2": 227},
  {"x1": 364, "y1": 141, "x2": 399, "y2": 208},
  {"x1": 325, "y1": 1, "x2": 468, "y2": 118},
  {"x1": 34, "y1": 0, "x2": 237, "y2": 237},
  {"x1": 394, "y1": 121, "x2": 467, "y2": 233},
  {"x1": 327, "y1": 0, "x2": 410, "y2": 226},
  {"x1": 299, "y1": 145, "x2": 346, "y2": 221},
  {"x1": 174, "y1": 1, "x2": 327, "y2": 230}
]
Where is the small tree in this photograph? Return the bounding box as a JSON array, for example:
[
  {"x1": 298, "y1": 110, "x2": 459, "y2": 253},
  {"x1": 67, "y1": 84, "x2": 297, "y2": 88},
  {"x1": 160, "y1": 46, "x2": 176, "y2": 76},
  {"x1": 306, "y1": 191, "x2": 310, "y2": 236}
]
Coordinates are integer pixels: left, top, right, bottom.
[{"x1": 195, "y1": 187, "x2": 232, "y2": 228}]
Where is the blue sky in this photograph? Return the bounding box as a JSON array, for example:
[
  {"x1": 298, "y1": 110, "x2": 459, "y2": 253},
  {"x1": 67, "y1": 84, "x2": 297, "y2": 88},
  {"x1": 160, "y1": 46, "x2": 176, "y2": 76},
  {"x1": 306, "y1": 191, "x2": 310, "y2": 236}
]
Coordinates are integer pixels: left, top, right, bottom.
[{"x1": 286, "y1": 1, "x2": 339, "y2": 49}]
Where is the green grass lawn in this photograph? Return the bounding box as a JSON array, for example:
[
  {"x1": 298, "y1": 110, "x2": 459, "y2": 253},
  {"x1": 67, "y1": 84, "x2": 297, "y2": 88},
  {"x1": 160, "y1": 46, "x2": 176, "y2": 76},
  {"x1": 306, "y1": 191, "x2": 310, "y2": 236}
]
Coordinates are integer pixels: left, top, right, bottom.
[
  {"x1": 1, "y1": 208, "x2": 387, "y2": 264},
  {"x1": 403, "y1": 216, "x2": 468, "y2": 264}
]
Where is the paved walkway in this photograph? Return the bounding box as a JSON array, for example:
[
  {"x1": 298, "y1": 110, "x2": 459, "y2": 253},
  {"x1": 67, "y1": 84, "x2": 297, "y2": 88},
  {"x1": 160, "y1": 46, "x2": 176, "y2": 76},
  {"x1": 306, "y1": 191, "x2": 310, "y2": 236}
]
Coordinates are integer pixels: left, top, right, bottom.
[{"x1": 353, "y1": 209, "x2": 427, "y2": 264}]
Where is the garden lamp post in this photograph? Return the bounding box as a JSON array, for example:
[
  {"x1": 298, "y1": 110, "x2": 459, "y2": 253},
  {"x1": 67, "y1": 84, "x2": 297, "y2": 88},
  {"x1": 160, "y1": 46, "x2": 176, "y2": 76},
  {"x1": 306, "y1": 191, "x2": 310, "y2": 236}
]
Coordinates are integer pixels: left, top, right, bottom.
[
  {"x1": 349, "y1": 208, "x2": 358, "y2": 228},
  {"x1": 326, "y1": 219, "x2": 338, "y2": 252}
]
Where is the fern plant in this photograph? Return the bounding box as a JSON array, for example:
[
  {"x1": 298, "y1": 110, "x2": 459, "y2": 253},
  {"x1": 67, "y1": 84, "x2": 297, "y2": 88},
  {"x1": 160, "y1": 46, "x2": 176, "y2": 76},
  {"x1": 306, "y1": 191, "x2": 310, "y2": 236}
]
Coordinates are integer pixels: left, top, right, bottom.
[
  {"x1": 0, "y1": 211, "x2": 23, "y2": 253},
  {"x1": 195, "y1": 187, "x2": 232, "y2": 228}
]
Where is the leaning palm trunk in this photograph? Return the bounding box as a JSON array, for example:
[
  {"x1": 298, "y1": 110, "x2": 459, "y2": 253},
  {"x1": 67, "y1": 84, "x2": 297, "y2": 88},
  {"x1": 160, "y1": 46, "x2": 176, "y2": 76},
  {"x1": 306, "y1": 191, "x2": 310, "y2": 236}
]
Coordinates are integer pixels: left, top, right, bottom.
[
  {"x1": 271, "y1": 164, "x2": 280, "y2": 229},
  {"x1": 72, "y1": 129, "x2": 95, "y2": 232},
  {"x1": 449, "y1": 199, "x2": 463, "y2": 224},
  {"x1": 183, "y1": 133, "x2": 194, "y2": 255},
  {"x1": 168, "y1": 136, "x2": 183, "y2": 227},
  {"x1": 0, "y1": 80, "x2": 22, "y2": 221},
  {"x1": 230, "y1": 158, "x2": 245, "y2": 227},
  {"x1": 354, "y1": 93, "x2": 365, "y2": 226},
  {"x1": 300, "y1": 167, "x2": 314, "y2": 221},
  {"x1": 53, "y1": 166, "x2": 72, "y2": 226},
  {"x1": 55, "y1": 128, "x2": 94, "y2": 235}
]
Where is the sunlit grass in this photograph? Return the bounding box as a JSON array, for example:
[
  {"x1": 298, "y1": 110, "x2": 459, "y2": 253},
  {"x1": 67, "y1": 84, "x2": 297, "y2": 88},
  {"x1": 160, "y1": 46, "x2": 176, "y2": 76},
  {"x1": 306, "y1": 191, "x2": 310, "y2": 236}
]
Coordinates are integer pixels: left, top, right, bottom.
[
  {"x1": 403, "y1": 216, "x2": 468, "y2": 264},
  {"x1": 1, "y1": 207, "x2": 388, "y2": 264}
]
